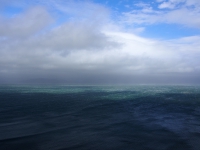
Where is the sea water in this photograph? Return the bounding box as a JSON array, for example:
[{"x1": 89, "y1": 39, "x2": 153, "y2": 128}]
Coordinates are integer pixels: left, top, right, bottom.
[{"x1": 0, "y1": 85, "x2": 200, "y2": 150}]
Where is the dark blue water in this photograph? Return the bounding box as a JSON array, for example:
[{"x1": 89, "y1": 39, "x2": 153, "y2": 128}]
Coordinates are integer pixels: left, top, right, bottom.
[{"x1": 0, "y1": 85, "x2": 200, "y2": 150}]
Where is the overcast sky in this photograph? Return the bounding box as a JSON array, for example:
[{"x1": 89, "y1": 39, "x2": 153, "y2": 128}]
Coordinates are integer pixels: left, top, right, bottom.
[{"x1": 0, "y1": 0, "x2": 200, "y2": 85}]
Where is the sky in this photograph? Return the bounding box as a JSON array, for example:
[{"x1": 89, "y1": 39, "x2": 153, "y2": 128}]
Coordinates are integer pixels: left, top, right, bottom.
[{"x1": 0, "y1": 0, "x2": 200, "y2": 85}]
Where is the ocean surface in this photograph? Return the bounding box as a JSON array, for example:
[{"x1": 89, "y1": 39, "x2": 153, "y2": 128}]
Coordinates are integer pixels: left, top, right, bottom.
[{"x1": 0, "y1": 85, "x2": 200, "y2": 150}]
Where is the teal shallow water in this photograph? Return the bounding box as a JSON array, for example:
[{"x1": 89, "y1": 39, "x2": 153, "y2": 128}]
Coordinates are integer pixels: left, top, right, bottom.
[{"x1": 0, "y1": 85, "x2": 200, "y2": 150}]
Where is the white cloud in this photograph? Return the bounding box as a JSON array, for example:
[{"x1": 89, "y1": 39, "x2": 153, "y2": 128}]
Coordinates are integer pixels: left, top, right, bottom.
[
  {"x1": 158, "y1": 1, "x2": 176, "y2": 9},
  {"x1": 35, "y1": 22, "x2": 119, "y2": 52},
  {"x1": 1, "y1": 23, "x2": 200, "y2": 78},
  {"x1": 121, "y1": 2, "x2": 200, "y2": 28},
  {"x1": 0, "y1": 0, "x2": 200, "y2": 84},
  {"x1": 157, "y1": 0, "x2": 185, "y2": 9},
  {"x1": 0, "y1": 6, "x2": 53, "y2": 38}
]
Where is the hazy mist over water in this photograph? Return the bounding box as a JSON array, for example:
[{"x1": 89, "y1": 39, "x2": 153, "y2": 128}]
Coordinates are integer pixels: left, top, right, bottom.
[{"x1": 0, "y1": 85, "x2": 200, "y2": 150}]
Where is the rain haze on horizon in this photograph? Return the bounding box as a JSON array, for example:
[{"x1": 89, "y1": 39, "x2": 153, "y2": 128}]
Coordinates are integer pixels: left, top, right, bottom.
[{"x1": 0, "y1": 0, "x2": 200, "y2": 85}]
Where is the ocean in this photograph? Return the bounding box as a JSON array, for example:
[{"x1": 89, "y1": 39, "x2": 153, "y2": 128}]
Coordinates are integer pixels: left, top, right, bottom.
[{"x1": 0, "y1": 85, "x2": 200, "y2": 150}]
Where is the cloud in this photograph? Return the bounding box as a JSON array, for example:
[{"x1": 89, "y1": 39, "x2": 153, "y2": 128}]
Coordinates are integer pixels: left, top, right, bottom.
[
  {"x1": 1, "y1": 23, "x2": 200, "y2": 84},
  {"x1": 36, "y1": 22, "x2": 119, "y2": 51},
  {"x1": 157, "y1": 0, "x2": 200, "y2": 8},
  {"x1": 0, "y1": 3, "x2": 121, "y2": 84},
  {"x1": 0, "y1": 0, "x2": 200, "y2": 84},
  {"x1": 0, "y1": 6, "x2": 53, "y2": 38},
  {"x1": 157, "y1": 0, "x2": 186, "y2": 9},
  {"x1": 158, "y1": 1, "x2": 176, "y2": 9},
  {"x1": 121, "y1": 0, "x2": 200, "y2": 28}
]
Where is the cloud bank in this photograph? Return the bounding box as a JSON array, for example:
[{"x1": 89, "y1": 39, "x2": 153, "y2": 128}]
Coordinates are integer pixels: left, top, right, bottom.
[{"x1": 0, "y1": 0, "x2": 200, "y2": 84}]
